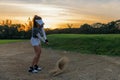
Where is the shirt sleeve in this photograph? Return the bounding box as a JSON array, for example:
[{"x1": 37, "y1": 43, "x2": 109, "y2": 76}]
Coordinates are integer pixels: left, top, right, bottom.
[
  {"x1": 41, "y1": 28, "x2": 47, "y2": 40},
  {"x1": 36, "y1": 33, "x2": 45, "y2": 42}
]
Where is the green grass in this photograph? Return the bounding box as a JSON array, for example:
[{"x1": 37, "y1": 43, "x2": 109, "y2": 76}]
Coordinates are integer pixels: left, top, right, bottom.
[
  {"x1": 44, "y1": 34, "x2": 120, "y2": 56},
  {"x1": 0, "y1": 40, "x2": 26, "y2": 44}
]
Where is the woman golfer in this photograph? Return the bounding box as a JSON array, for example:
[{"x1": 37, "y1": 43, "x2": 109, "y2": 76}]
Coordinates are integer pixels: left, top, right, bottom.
[{"x1": 29, "y1": 15, "x2": 48, "y2": 73}]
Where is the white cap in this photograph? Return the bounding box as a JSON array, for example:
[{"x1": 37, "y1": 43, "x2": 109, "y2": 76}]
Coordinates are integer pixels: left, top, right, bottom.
[{"x1": 35, "y1": 20, "x2": 44, "y2": 25}]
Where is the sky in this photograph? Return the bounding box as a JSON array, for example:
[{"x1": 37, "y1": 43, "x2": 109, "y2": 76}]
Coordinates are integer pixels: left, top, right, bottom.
[{"x1": 0, "y1": 0, "x2": 120, "y2": 29}]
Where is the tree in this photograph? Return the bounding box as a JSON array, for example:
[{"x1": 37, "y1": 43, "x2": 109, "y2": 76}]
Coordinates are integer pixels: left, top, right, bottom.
[
  {"x1": 80, "y1": 24, "x2": 93, "y2": 33},
  {"x1": 67, "y1": 24, "x2": 73, "y2": 28}
]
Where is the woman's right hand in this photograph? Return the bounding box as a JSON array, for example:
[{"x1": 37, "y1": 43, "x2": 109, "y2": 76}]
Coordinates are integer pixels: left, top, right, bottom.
[{"x1": 45, "y1": 39, "x2": 49, "y2": 45}]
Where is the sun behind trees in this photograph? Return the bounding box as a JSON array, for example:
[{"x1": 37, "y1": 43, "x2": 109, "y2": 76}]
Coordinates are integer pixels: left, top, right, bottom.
[
  {"x1": 0, "y1": 17, "x2": 33, "y2": 32},
  {"x1": 0, "y1": 17, "x2": 33, "y2": 39}
]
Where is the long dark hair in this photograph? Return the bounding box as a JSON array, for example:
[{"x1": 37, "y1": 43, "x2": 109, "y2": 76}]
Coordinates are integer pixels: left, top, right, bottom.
[{"x1": 33, "y1": 15, "x2": 42, "y2": 28}]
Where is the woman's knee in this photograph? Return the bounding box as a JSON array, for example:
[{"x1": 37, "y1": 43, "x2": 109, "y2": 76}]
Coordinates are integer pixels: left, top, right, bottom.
[
  {"x1": 34, "y1": 46, "x2": 41, "y2": 58},
  {"x1": 37, "y1": 52, "x2": 41, "y2": 57},
  {"x1": 34, "y1": 54, "x2": 40, "y2": 59},
  {"x1": 36, "y1": 52, "x2": 41, "y2": 57}
]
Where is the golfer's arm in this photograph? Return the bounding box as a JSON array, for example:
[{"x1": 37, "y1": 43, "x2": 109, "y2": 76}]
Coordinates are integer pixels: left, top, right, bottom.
[
  {"x1": 41, "y1": 28, "x2": 47, "y2": 40},
  {"x1": 36, "y1": 33, "x2": 45, "y2": 42}
]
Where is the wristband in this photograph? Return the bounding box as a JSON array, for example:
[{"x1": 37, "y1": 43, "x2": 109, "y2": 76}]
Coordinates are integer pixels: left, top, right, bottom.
[{"x1": 45, "y1": 39, "x2": 48, "y2": 42}]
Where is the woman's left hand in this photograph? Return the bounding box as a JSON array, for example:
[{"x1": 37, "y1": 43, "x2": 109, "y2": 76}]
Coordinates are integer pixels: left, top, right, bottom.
[{"x1": 45, "y1": 39, "x2": 49, "y2": 45}]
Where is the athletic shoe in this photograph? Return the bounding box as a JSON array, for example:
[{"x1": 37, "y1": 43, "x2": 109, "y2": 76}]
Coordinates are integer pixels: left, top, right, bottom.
[
  {"x1": 31, "y1": 69, "x2": 38, "y2": 73},
  {"x1": 28, "y1": 67, "x2": 38, "y2": 73},
  {"x1": 34, "y1": 65, "x2": 42, "y2": 71}
]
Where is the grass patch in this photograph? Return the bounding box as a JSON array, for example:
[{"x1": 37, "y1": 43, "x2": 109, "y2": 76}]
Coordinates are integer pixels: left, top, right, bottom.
[
  {"x1": 0, "y1": 40, "x2": 26, "y2": 44},
  {"x1": 43, "y1": 34, "x2": 120, "y2": 56}
]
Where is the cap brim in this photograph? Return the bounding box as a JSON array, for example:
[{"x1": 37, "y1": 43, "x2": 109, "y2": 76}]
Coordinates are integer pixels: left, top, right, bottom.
[{"x1": 35, "y1": 20, "x2": 44, "y2": 25}]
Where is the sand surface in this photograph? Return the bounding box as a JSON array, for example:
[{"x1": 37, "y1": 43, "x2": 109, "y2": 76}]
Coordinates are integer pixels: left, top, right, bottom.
[{"x1": 0, "y1": 41, "x2": 120, "y2": 80}]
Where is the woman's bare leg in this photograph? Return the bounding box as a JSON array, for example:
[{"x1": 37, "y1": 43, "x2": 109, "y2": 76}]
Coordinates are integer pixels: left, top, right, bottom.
[{"x1": 31, "y1": 45, "x2": 41, "y2": 67}]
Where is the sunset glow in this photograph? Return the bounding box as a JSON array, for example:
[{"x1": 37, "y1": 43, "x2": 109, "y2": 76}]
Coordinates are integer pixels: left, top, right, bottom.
[{"x1": 0, "y1": 0, "x2": 120, "y2": 29}]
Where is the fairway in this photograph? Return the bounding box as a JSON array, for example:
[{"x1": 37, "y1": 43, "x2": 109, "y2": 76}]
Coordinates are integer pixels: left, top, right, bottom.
[{"x1": 45, "y1": 34, "x2": 120, "y2": 56}]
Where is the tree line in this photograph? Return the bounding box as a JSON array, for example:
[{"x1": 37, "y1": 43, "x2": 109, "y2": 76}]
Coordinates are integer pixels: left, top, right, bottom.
[
  {"x1": 0, "y1": 24, "x2": 31, "y2": 39},
  {"x1": 47, "y1": 20, "x2": 120, "y2": 34},
  {"x1": 0, "y1": 20, "x2": 120, "y2": 39}
]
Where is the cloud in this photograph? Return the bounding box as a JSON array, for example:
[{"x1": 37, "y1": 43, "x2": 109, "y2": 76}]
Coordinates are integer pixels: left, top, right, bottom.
[{"x1": 0, "y1": 0, "x2": 120, "y2": 25}]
